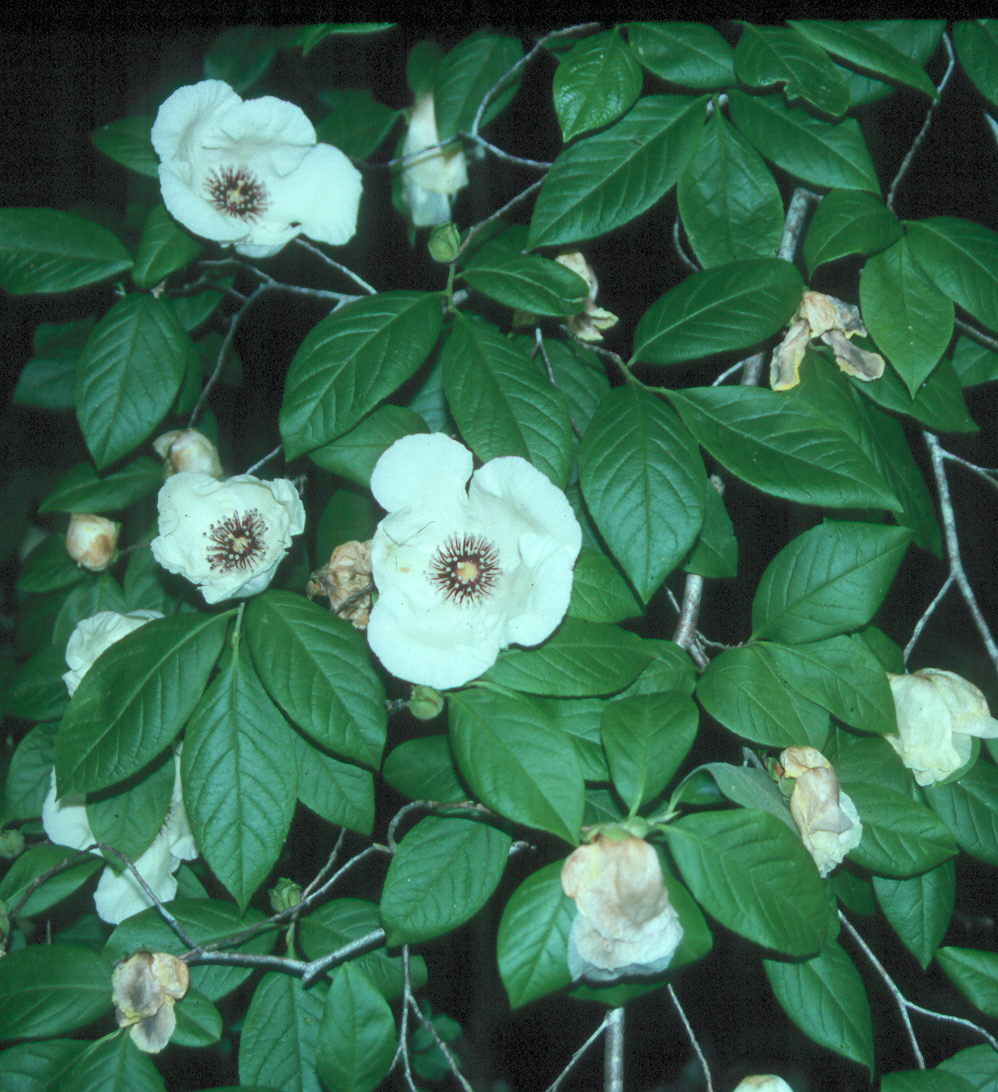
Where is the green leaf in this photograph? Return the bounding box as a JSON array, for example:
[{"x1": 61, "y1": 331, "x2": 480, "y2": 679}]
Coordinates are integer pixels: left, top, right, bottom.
[
  {"x1": 842, "y1": 782, "x2": 957, "y2": 877},
  {"x1": 204, "y1": 26, "x2": 276, "y2": 93},
  {"x1": 449, "y1": 688, "x2": 584, "y2": 843},
  {"x1": 626, "y1": 22, "x2": 736, "y2": 90},
  {"x1": 691, "y1": 763, "x2": 797, "y2": 832},
  {"x1": 553, "y1": 31, "x2": 643, "y2": 142},
  {"x1": 293, "y1": 732, "x2": 374, "y2": 836},
  {"x1": 279, "y1": 291, "x2": 443, "y2": 459},
  {"x1": 246, "y1": 592, "x2": 386, "y2": 769},
  {"x1": 382, "y1": 735, "x2": 466, "y2": 804},
  {"x1": 4, "y1": 723, "x2": 57, "y2": 820},
  {"x1": 727, "y1": 88, "x2": 879, "y2": 193},
  {"x1": 923, "y1": 761, "x2": 998, "y2": 867},
  {"x1": 171, "y1": 988, "x2": 222, "y2": 1048},
  {"x1": 952, "y1": 335, "x2": 998, "y2": 387},
  {"x1": 0, "y1": 208, "x2": 132, "y2": 294},
  {"x1": 484, "y1": 617, "x2": 653, "y2": 698},
  {"x1": 441, "y1": 315, "x2": 573, "y2": 487},
  {"x1": 131, "y1": 203, "x2": 202, "y2": 289},
  {"x1": 497, "y1": 861, "x2": 575, "y2": 1008},
  {"x1": 52, "y1": 571, "x2": 128, "y2": 648},
  {"x1": 316, "y1": 89, "x2": 399, "y2": 159},
  {"x1": 804, "y1": 189, "x2": 903, "y2": 274},
  {"x1": 683, "y1": 483, "x2": 738, "y2": 578},
  {"x1": 309, "y1": 406, "x2": 428, "y2": 487},
  {"x1": 39, "y1": 456, "x2": 161, "y2": 514},
  {"x1": 578, "y1": 385, "x2": 706, "y2": 600},
  {"x1": 540, "y1": 697, "x2": 609, "y2": 781},
  {"x1": 298, "y1": 22, "x2": 395, "y2": 56},
  {"x1": 16, "y1": 534, "x2": 88, "y2": 595},
  {"x1": 0, "y1": 1040, "x2": 87, "y2": 1092},
  {"x1": 183, "y1": 650, "x2": 298, "y2": 910},
  {"x1": 55, "y1": 611, "x2": 229, "y2": 794},
  {"x1": 602, "y1": 692, "x2": 698, "y2": 810},
  {"x1": 462, "y1": 256, "x2": 589, "y2": 315},
  {"x1": 905, "y1": 217, "x2": 998, "y2": 332},
  {"x1": 13, "y1": 318, "x2": 94, "y2": 410},
  {"x1": 433, "y1": 32, "x2": 523, "y2": 140},
  {"x1": 543, "y1": 339, "x2": 611, "y2": 432},
  {"x1": 381, "y1": 814, "x2": 511, "y2": 945},
  {"x1": 861, "y1": 237, "x2": 953, "y2": 395},
  {"x1": 667, "y1": 386, "x2": 901, "y2": 510},
  {"x1": 0, "y1": 944, "x2": 112, "y2": 1038},
  {"x1": 763, "y1": 941, "x2": 874, "y2": 1073},
  {"x1": 881, "y1": 1070, "x2": 977, "y2": 1092},
  {"x1": 568, "y1": 547, "x2": 644, "y2": 624},
  {"x1": 734, "y1": 24, "x2": 851, "y2": 116},
  {"x1": 678, "y1": 112, "x2": 784, "y2": 267},
  {"x1": 87, "y1": 748, "x2": 175, "y2": 864},
  {"x1": 853, "y1": 353, "x2": 977, "y2": 433},
  {"x1": 90, "y1": 115, "x2": 159, "y2": 177},
  {"x1": 954, "y1": 20, "x2": 998, "y2": 107},
  {"x1": 62, "y1": 1034, "x2": 166, "y2": 1092},
  {"x1": 528, "y1": 94, "x2": 704, "y2": 248},
  {"x1": 752, "y1": 521, "x2": 911, "y2": 643},
  {"x1": 790, "y1": 19, "x2": 938, "y2": 98},
  {"x1": 6, "y1": 645, "x2": 70, "y2": 723},
  {"x1": 667, "y1": 809, "x2": 831, "y2": 956},
  {"x1": 316, "y1": 963, "x2": 396, "y2": 1092},
  {"x1": 0, "y1": 844, "x2": 103, "y2": 916},
  {"x1": 937, "y1": 947, "x2": 998, "y2": 1019},
  {"x1": 938, "y1": 1043, "x2": 998, "y2": 1091},
  {"x1": 239, "y1": 974, "x2": 326, "y2": 1092},
  {"x1": 873, "y1": 860, "x2": 955, "y2": 968},
  {"x1": 76, "y1": 293, "x2": 193, "y2": 469}
]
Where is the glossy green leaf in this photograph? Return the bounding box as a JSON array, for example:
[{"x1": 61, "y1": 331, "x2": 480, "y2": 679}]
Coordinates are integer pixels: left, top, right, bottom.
[
  {"x1": 441, "y1": 315, "x2": 573, "y2": 487},
  {"x1": 667, "y1": 386, "x2": 901, "y2": 510},
  {"x1": 246, "y1": 592, "x2": 386, "y2": 769},
  {"x1": 528, "y1": 94, "x2": 704, "y2": 247},
  {"x1": 873, "y1": 860, "x2": 955, "y2": 968},
  {"x1": 937, "y1": 947, "x2": 998, "y2": 1018},
  {"x1": 62, "y1": 1034, "x2": 166, "y2": 1092},
  {"x1": 4, "y1": 722, "x2": 57, "y2": 820},
  {"x1": 553, "y1": 30, "x2": 643, "y2": 142},
  {"x1": 923, "y1": 761, "x2": 998, "y2": 867},
  {"x1": 542, "y1": 339, "x2": 611, "y2": 432},
  {"x1": 76, "y1": 293, "x2": 193, "y2": 469},
  {"x1": 381, "y1": 814, "x2": 511, "y2": 944},
  {"x1": 170, "y1": 988, "x2": 222, "y2": 1048},
  {"x1": 0, "y1": 208, "x2": 132, "y2": 294},
  {"x1": 382, "y1": 735, "x2": 466, "y2": 804},
  {"x1": 905, "y1": 217, "x2": 998, "y2": 332},
  {"x1": 678, "y1": 112, "x2": 784, "y2": 267},
  {"x1": 626, "y1": 22, "x2": 736, "y2": 89},
  {"x1": 804, "y1": 189, "x2": 902, "y2": 273},
  {"x1": 298, "y1": 23, "x2": 395, "y2": 55},
  {"x1": 954, "y1": 20, "x2": 998, "y2": 107},
  {"x1": 16, "y1": 535, "x2": 88, "y2": 595},
  {"x1": 735, "y1": 24, "x2": 851, "y2": 115},
  {"x1": 52, "y1": 571, "x2": 128, "y2": 648},
  {"x1": 854, "y1": 353, "x2": 977, "y2": 433},
  {"x1": 55, "y1": 611, "x2": 229, "y2": 795},
  {"x1": 293, "y1": 732, "x2": 374, "y2": 835},
  {"x1": 316, "y1": 89, "x2": 399, "y2": 159},
  {"x1": 131, "y1": 203, "x2": 201, "y2": 289},
  {"x1": 309, "y1": 406, "x2": 427, "y2": 487},
  {"x1": 13, "y1": 318, "x2": 93, "y2": 410},
  {"x1": 87, "y1": 748, "x2": 175, "y2": 864},
  {"x1": 462, "y1": 256, "x2": 589, "y2": 315},
  {"x1": 568, "y1": 547, "x2": 644, "y2": 624},
  {"x1": 204, "y1": 26, "x2": 276, "y2": 93},
  {"x1": 0, "y1": 844, "x2": 103, "y2": 916},
  {"x1": 90, "y1": 115, "x2": 158, "y2": 176},
  {"x1": 952, "y1": 335, "x2": 998, "y2": 386},
  {"x1": 579, "y1": 385, "x2": 706, "y2": 600},
  {"x1": 763, "y1": 941, "x2": 874, "y2": 1073},
  {"x1": 0, "y1": 944, "x2": 112, "y2": 1038},
  {"x1": 433, "y1": 32, "x2": 523, "y2": 140},
  {"x1": 280, "y1": 291, "x2": 443, "y2": 458},
  {"x1": 881, "y1": 1070, "x2": 977, "y2": 1092},
  {"x1": 0, "y1": 1040, "x2": 87, "y2": 1092},
  {"x1": 843, "y1": 782, "x2": 957, "y2": 876},
  {"x1": 752, "y1": 521, "x2": 911, "y2": 643},
  {"x1": 449, "y1": 688, "x2": 584, "y2": 843},
  {"x1": 938, "y1": 1043, "x2": 998, "y2": 1091},
  {"x1": 39, "y1": 456, "x2": 161, "y2": 514},
  {"x1": 632, "y1": 258, "x2": 802, "y2": 365},
  {"x1": 683, "y1": 482, "x2": 738, "y2": 578},
  {"x1": 316, "y1": 963, "x2": 396, "y2": 1092},
  {"x1": 239, "y1": 974, "x2": 326, "y2": 1092},
  {"x1": 6, "y1": 645, "x2": 70, "y2": 723},
  {"x1": 728, "y1": 88, "x2": 879, "y2": 192},
  {"x1": 618, "y1": 639, "x2": 697, "y2": 699}
]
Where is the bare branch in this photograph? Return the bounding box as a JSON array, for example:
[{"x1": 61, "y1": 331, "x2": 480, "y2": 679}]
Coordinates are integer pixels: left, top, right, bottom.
[
  {"x1": 603, "y1": 1005, "x2": 625, "y2": 1092},
  {"x1": 669, "y1": 984, "x2": 714, "y2": 1092},
  {"x1": 6, "y1": 848, "x2": 99, "y2": 926},
  {"x1": 955, "y1": 316, "x2": 998, "y2": 355},
  {"x1": 455, "y1": 178, "x2": 544, "y2": 261},
  {"x1": 294, "y1": 238, "x2": 378, "y2": 295},
  {"x1": 244, "y1": 444, "x2": 284, "y2": 476},
  {"x1": 904, "y1": 573, "x2": 955, "y2": 663},
  {"x1": 673, "y1": 217, "x2": 699, "y2": 273},
  {"x1": 544, "y1": 1014, "x2": 611, "y2": 1092},
  {"x1": 672, "y1": 574, "x2": 709, "y2": 669},
  {"x1": 406, "y1": 993, "x2": 475, "y2": 1092}
]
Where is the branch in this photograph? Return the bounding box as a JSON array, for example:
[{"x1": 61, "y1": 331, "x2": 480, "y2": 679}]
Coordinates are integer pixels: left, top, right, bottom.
[
  {"x1": 669, "y1": 984, "x2": 714, "y2": 1092},
  {"x1": 293, "y1": 238, "x2": 378, "y2": 295},
  {"x1": 544, "y1": 1014, "x2": 611, "y2": 1092},
  {"x1": 603, "y1": 1005, "x2": 625, "y2": 1092},
  {"x1": 672, "y1": 573, "x2": 709, "y2": 669},
  {"x1": 455, "y1": 178, "x2": 543, "y2": 261},
  {"x1": 955, "y1": 316, "x2": 998, "y2": 355},
  {"x1": 6, "y1": 848, "x2": 99, "y2": 926}
]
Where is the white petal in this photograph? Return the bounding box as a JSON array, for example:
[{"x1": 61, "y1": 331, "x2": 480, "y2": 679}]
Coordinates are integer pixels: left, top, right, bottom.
[
  {"x1": 151, "y1": 80, "x2": 241, "y2": 162},
  {"x1": 370, "y1": 433, "x2": 473, "y2": 514},
  {"x1": 63, "y1": 610, "x2": 163, "y2": 696},
  {"x1": 212, "y1": 95, "x2": 316, "y2": 172},
  {"x1": 94, "y1": 840, "x2": 179, "y2": 924},
  {"x1": 158, "y1": 165, "x2": 249, "y2": 245},
  {"x1": 264, "y1": 143, "x2": 363, "y2": 248},
  {"x1": 41, "y1": 771, "x2": 95, "y2": 851}
]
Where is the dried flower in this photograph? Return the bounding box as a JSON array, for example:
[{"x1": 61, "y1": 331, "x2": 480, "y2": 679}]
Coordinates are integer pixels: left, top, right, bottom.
[
  {"x1": 779, "y1": 747, "x2": 861, "y2": 877},
  {"x1": 556, "y1": 251, "x2": 619, "y2": 343},
  {"x1": 153, "y1": 428, "x2": 223, "y2": 478},
  {"x1": 306, "y1": 539, "x2": 372, "y2": 629},
  {"x1": 65, "y1": 513, "x2": 118, "y2": 572},
  {"x1": 112, "y1": 951, "x2": 189, "y2": 1053}
]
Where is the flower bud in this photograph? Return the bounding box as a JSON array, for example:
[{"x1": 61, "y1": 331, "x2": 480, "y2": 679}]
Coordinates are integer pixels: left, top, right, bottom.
[
  {"x1": 153, "y1": 428, "x2": 223, "y2": 478},
  {"x1": 779, "y1": 747, "x2": 861, "y2": 877},
  {"x1": 113, "y1": 951, "x2": 189, "y2": 1053},
  {"x1": 0, "y1": 829, "x2": 25, "y2": 859},
  {"x1": 269, "y1": 877, "x2": 303, "y2": 914},
  {"x1": 409, "y1": 685, "x2": 445, "y2": 721},
  {"x1": 428, "y1": 222, "x2": 461, "y2": 263},
  {"x1": 65, "y1": 513, "x2": 118, "y2": 572}
]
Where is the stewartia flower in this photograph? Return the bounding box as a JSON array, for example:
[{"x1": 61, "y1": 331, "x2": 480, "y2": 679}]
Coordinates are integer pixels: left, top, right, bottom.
[
  {"x1": 401, "y1": 93, "x2": 468, "y2": 227},
  {"x1": 779, "y1": 747, "x2": 861, "y2": 877},
  {"x1": 887, "y1": 668, "x2": 998, "y2": 785},
  {"x1": 732, "y1": 1078, "x2": 795, "y2": 1092},
  {"x1": 555, "y1": 251, "x2": 619, "y2": 343},
  {"x1": 153, "y1": 428, "x2": 223, "y2": 479},
  {"x1": 42, "y1": 751, "x2": 198, "y2": 924},
  {"x1": 367, "y1": 434, "x2": 582, "y2": 690},
  {"x1": 63, "y1": 609, "x2": 163, "y2": 696},
  {"x1": 65, "y1": 513, "x2": 119, "y2": 572},
  {"x1": 561, "y1": 835, "x2": 683, "y2": 982},
  {"x1": 151, "y1": 472, "x2": 305, "y2": 604},
  {"x1": 151, "y1": 79, "x2": 362, "y2": 258},
  {"x1": 113, "y1": 951, "x2": 189, "y2": 1053}
]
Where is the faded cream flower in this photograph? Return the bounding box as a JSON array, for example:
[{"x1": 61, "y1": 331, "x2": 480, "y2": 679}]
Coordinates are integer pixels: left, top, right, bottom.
[
  {"x1": 306, "y1": 539, "x2": 373, "y2": 629},
  {"x1": 555, "y1": 251, "x2": 618, "y2": 343},
  {"x1": 367, "y1": 434, "x2": 581, "y2": 690},
  {"x1": 152, "y1": 79, "x2": 362, "y2": 258},
  {"x1": 779, "y1": 747, "x2": 861, "y2": 877},
  {"x1": 62, "y1": 609, "x2": 163, "y2": 697},
  {"x1": 401, "y1": 93, "x2": 468, "y2": 227},
  {"x1": 771, "y1": 290, "x2": 884, "y2": 391},
  {"x1": 151, "y1": 472, "x2": 305, "y2": 604},
  {"x1": 560, "y1": 835, "x2": 683, "y2": 982},
  {"x1": 153, "y1": 428, "x2": 223, "y2": 479},
  {"x1": 65, "y1": 513, "x2": 118, "y2": 572},
  {"x1": 732, "y1": 1077, "x2": 795, "y2": 1092},
  {"x1": 887, "y1": 669, "x2": 998, "y2": 785},
  {"x1": 113, "y1": 951, "x2": 189, "y2": 1053}
]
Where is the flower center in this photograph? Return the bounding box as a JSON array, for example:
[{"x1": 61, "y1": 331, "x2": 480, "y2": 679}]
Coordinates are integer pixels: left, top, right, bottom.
[
  {"x1": 427, "y1": 533, "x2": 501, "y2": 605},
  {"x1": 204, "y1": 165, "x2": 268, "y2": 221},
  {"x1": 205, "y1": 509, "x2": 268, "y2": 571}
]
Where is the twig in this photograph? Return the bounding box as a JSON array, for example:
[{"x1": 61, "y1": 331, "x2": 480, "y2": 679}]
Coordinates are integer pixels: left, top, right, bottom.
[
  {"x1": 955, "y1": 316, "x2": 998, "y2": 355},
  {"x1": 887, "y1": 33, "x2": 956, "y2": 211},
  {"x1": 544, "y1": 1014, "x2": 611, "y2": 1092},
  {"x1": 672, "y1": 574, "x2": 709, "y2": 669},
  {"x1": 6, "y1": 848, "x2": 99, "y2": 925},
  {"x1": 294, "y1": 238, "x2": 378, "y2": 295},
  {"x1": 455, "y1": 178, "x2": 544, "y2": 260},
  {"x1": 904, "y1": 573, "x2": 955, "y2": 663},
  {"x1": 244, "y1": 444, "x2": 284, "y2": 476},
  {"x1": 673, "y1": 218, "x2": 699, "y2": 273},
  {"x1": 939, "y1": 447, "x2": 998, "y2": 494},
  {"x1": 406, "y1": 993, "x2": 475, "y2": 1092},
  {"x1": 711, "y1": 358, "x2": 748, "y2": 386},
  {"x1": 904, "y1": 1002, "x2": 998, "y2": 1052},
  {"x1": 669, "y1": 983, "x2": 714, "y2": 1092},
  {"x1": 394, "y1": 946, "x2": 420, "y2": 1092},
  {"x1": 603, "y1": 1005, "x2": 625, "y2": 1092}
]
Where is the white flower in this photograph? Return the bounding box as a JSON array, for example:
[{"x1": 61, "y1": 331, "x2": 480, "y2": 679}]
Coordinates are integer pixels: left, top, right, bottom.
[
  {"x1": 42, "y1": 752, "x2": 198, "y2": 924},
  {"x1": 151, "y1": 472, "x2": 305, "y2": 605},
  {"x1": 560, "y1": 835, "x2": 683, "y2": 982},
  {"x1": 367, "y1": 434, "x2": 581, "y2": 690},
  {"x1": 401, "y1": 93, "x2": 468, "y2": 227},
  {"x1": 779, "y1": 747, "x2": 862, "y2": 877},
  {"x1": 732, "y1": 1078, "x2": 795, "y2": 1092},
  {"x1": 63, "y1": 609, "x2": 163, "y2": 696},
  {"x1": 153, "y1": 428, "x2": 223, "y2": 478},
  {"x1": 65, "y1": 513, "x2": 119, "y2": 572},
  {"x1": 887, "y1": 668, "x2": 998, "y2": 786},
  {"x1": 113, "y1": 951, "x2": 190, "y2": 1054},
  {"x1": 151, "y1": 79, "x2": 362, "y2": 258}
]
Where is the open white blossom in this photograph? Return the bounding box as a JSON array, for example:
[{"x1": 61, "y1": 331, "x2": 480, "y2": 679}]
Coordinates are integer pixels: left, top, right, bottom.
[
  {"x1": 780, "y1": 747, "x2": 862, "y2": 877},
  {"x1": 561, "y1": 835, "x2": 683, "y2": 982},
  {"x1": 63, "y1": 609, "x2": 163, "y2": 696},
  {"x1": 401, "y1": 93, "x2": 468, "y2": 227},
  {"x1": 152, "y1": 79, "x2": 362, "y2": 258},
  {"x1": 151, "y1": 472, "x2": 305, "y2": 604},
  {"x1": 367, "y1": 434, "x2": 581, "y2": 690},
  {"x1": 42, "y1": 752, "x2": 197, "y2": 925},
  {"x1": 732, "y1": 1078, "x2": 795, "y2": 1092},
  {"x1": 887, "y1": 668, "x2": 998, "y2": 785}
]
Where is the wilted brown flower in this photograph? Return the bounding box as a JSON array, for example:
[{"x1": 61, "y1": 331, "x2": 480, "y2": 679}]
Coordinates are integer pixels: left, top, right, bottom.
[
  {"x1": 779, "y1": 747, "x2": 861, "y2": 877},
  {"x1": 307, "y1": 539, "x2": 373, "y2": 629},
  {"x1": 112, "y1": 951, "x2": 189, "y2": 1053}
]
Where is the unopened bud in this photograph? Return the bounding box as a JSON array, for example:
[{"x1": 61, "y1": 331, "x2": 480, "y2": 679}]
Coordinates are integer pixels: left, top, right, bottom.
[
  {"x1": 153, "y1": 429, "x2": 223, "y2": 478},
  {"x1": 0, "y1": 830, "x2": 24, "y2": 859},
  {"x1": 66, "y1": 513, "x2": 118, "y2": 572},
  {"x1": 428, "y1": 222, "x2": 461, "y2": 263},
  {"x1": 269, "y1": 878, "x2": 303, "y2": 914},
  {"x1": 409, "y1": 685, "x2": 444, "y2": 720}
]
